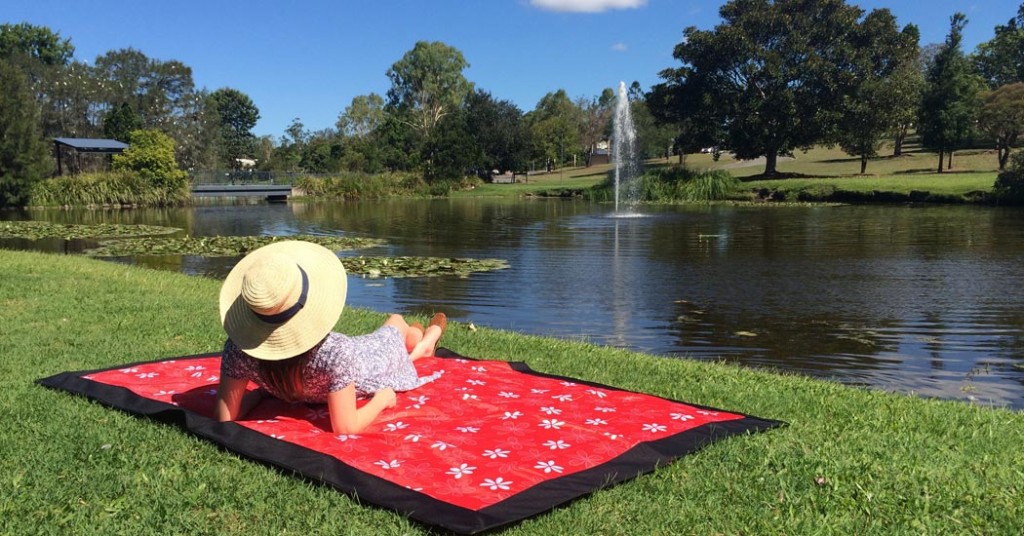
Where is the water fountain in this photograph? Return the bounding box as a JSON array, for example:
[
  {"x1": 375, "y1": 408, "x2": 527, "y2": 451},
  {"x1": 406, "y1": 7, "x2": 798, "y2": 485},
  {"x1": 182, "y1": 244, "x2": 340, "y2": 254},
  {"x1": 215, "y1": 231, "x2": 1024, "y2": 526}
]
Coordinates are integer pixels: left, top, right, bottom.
[{"x1": 612, "y1": 80, "x2": 640, "y2": 214}]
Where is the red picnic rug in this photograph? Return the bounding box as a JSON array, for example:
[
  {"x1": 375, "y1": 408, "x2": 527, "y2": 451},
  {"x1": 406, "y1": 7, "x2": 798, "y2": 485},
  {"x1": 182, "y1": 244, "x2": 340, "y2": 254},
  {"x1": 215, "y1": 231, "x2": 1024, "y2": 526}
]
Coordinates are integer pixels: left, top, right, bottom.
[{"x1": 37, "y1": 348, "x2": 782, "y2": 534}]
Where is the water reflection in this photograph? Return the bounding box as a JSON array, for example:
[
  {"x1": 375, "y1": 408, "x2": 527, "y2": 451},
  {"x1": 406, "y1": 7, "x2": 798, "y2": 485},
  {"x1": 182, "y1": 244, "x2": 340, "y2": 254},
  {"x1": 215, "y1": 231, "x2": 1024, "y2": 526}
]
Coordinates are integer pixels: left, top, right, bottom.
[{"x1": 4, "y1": 200, "x2": 1023, "y2": 409}]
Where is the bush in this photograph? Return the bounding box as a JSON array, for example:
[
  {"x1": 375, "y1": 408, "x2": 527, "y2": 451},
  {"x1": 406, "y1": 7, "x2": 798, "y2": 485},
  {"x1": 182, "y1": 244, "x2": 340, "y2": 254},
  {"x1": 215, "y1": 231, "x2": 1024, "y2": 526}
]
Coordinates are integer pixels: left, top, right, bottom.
[
  {"x1": 993, "y1": 152, "x2": 1024, "y2": 205},
  {"x1": 294, "y1": 171, "x2": 433, "y2": 199},
  {"x1": 112, "y1": 129, "x2": 188, "y2": 189},
  {"x1": 587, "y1": 166, "x2": 740, "y2": 203}
]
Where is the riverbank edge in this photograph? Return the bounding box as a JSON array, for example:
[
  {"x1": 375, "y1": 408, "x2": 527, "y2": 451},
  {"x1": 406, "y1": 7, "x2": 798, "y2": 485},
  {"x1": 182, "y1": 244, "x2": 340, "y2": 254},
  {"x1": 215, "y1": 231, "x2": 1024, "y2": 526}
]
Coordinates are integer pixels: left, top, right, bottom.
[{"x1": 2, "y1": 249, "x2": 1022, "y2": 534}]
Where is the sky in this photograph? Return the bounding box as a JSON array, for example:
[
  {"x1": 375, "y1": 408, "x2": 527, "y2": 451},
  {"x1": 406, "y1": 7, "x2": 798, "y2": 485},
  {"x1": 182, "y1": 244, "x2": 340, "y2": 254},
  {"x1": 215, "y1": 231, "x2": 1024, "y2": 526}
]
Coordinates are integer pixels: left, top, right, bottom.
[{"x1": 4, "y1": 0, "x2": 1019, "y2": 138}]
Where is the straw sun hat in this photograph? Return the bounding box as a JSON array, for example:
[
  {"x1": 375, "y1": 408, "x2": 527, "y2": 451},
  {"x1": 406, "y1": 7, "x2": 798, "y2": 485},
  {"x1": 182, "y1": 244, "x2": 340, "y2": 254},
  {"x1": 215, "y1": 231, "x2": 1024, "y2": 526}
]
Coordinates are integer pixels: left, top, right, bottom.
[{"x1": 220, "y1": 240, "x2": 347, "y2": 361}]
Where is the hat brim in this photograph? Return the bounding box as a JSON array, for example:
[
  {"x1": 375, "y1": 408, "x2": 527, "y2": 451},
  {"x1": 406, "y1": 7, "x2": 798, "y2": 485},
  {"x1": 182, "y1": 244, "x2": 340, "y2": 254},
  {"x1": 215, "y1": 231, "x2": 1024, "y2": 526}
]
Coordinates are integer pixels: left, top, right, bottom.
[{"x1": 220, "y1": 241, "x2": 347, "y2": 361}]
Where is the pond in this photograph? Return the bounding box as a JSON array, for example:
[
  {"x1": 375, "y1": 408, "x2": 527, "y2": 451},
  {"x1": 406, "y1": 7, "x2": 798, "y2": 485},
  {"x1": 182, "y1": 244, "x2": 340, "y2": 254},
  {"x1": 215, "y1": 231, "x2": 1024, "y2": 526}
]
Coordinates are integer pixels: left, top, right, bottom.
[{"x1": 5, "y1": 198, "x2": 1024, "y2": 409}]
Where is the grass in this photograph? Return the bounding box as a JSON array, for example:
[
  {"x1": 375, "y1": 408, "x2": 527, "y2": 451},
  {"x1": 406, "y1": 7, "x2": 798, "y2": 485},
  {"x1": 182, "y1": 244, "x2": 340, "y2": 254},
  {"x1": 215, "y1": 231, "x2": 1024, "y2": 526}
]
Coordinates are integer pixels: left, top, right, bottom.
[
  {"x1": 3, "y1": 250, "x2": 1023, "y2": 534},
  {"x1": 451, "y1": 165, "x2": 613, "y2": 198},
  {"x1": 455, "y1": 143, "x2": 1005, "y2": 204}
]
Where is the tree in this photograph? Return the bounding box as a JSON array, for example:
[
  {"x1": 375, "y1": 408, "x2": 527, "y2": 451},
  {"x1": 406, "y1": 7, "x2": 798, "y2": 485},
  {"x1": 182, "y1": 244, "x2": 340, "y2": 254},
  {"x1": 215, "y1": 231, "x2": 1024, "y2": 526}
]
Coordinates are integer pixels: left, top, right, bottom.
[
  {"x1": 334, "y1": 93, "x2": 387, "y2": 173},
  {"x1": 337, "y1": 93, "x2": 385, "y2": 139},
  {"x1": 577, "y1": 88, "x2": 615, "y2": 160},
  {"x1": 978, "y1": 83, "x2": 1024, "y2": 169},
  {"x1": 464, "y1": 90, "x2": 530, "y2": 175},
  {"x1": 112, "y1": 129, "x2": 187, "y2": 188},
  {"x1": 102, "y1": 103, "x2": 141, "y2": 143},
  {"x1": 0, "y1": 22, "x2": 73, "y2": 67},
  {"x1": 0, "y1": 23, "x2": 92, "y2": 140},
  {"x1": 974, "y1": 4, "x2": 1024, "y2": 88},
  {"x1": 0, "y1": 60, "x2": 50, "y2": 207},
  {"x1": 527, "y1": 89, "x2": 581, "y2": 171},
  {"x1": 422, "y1": 110, "x2": 475, "y2": 182},
  {"x1": 918, "y1": 14, "x2": 983, "y2": 172},
  {"x1": 886, "y1": 59, "x2": 925, "y2": 156},
  {"x1": 93, "y1": 49, "x2": 196, "y2": 129},
  {"x1": 835, "y1": 11, "x2": 920, "y2": 173},
  {"x1": 651, "y1": 0, "x2": 869, "y2": 176},
  {"x1": 206, "y1": 87, "x2": 260, "y2": 169},
  {"x1": 386, "y1": 41, "x2": 473, "y2": 138},
  {"x1": 630, "y1": 96, "x2": 677, "y2": 160}
]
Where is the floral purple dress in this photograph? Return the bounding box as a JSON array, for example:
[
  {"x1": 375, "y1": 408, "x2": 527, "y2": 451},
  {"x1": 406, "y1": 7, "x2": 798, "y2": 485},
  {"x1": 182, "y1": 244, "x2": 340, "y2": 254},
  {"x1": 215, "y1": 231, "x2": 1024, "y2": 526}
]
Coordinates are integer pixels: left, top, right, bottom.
[{"x1": 221, "y1": 326, "x2": 442, "y2": 403}]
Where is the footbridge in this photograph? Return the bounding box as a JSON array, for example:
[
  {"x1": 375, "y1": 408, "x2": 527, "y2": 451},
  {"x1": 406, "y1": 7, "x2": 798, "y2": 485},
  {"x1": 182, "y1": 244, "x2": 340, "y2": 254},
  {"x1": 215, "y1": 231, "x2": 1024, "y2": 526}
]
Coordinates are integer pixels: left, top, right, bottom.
[{"x1": 190, "y1": 171, "x2": 299, "y2": 202}]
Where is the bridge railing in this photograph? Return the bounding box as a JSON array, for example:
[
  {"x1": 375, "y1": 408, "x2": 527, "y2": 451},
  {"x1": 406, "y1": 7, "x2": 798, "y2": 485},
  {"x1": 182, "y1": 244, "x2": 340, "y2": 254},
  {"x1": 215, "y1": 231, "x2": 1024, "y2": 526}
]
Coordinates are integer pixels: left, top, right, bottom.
[{"x1": 190, "y1": 170, "x2": 312, "y2": 186}]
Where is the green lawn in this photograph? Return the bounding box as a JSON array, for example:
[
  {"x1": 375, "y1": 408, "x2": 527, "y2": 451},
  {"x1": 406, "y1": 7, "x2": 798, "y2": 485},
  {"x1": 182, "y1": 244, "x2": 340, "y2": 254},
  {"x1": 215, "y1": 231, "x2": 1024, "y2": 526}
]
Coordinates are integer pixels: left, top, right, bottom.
[
  {"x1": 458, "y1": 143, "x2": 1004, "y2": 202},
  {"x1": 3, "y1": 250, "x2": 1023, "y2": 534}
]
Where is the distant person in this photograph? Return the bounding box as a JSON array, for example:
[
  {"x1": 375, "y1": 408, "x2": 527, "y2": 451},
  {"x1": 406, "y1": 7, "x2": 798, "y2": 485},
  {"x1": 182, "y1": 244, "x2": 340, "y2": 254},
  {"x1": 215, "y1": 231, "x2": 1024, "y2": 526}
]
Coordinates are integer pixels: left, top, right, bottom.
[{"x1": 215, "y1": 240, "x2": 446, "y2": 434}]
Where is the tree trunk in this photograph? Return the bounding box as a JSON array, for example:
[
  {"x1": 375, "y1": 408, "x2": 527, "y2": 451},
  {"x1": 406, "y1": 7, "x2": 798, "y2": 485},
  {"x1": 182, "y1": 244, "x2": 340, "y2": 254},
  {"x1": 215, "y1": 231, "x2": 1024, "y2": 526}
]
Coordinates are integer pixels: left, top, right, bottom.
[
  {"x1": 947, "y1": 150, "x2": 953, "y2": 170},
  {"x1": 893, "y1": 128, "x2": 906, "y2": 157},
  {"x1": 937, "y1": 149, "x2": 944, "y2": 173},
  {"x1": 998, "y1": 147, "x2": 1009, "y2": 170},
  {"x1": 764, "y1": 150, "x2": 778, "y2": 176},
  {"x1": 860, "y1": 154, "x2": 868, "y2": 174}
]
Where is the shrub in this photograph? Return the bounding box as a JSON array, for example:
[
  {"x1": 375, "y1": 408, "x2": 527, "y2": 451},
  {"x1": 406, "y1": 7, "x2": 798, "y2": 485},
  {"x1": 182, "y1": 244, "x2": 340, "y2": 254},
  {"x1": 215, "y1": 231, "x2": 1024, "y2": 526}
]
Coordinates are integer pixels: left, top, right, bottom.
[
  {"x1": 681, "y1": 170, "x2": 740, "y2": 202},
  {"x1": 294, "y1": 171, "x2": 436, "y2": 199},
  {"x1": 587, "y1": 166, "x2": 739, "y2": 203},
  {"x1": 993, "y1": 151, "x2": 1024, "y2": 205},
  {"x1": 112, "y1": 129, "x2": 188, "y2": 189}
]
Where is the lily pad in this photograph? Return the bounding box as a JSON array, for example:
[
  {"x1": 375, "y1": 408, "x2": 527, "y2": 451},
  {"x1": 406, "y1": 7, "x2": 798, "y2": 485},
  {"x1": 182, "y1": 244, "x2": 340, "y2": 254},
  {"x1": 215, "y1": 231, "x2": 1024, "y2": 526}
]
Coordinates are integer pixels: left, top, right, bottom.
[
  {"x1": 343, "y1": 256, "x2": 509, "y2": 278},
  {"x1": 85, "y1": 234, "x2": 386, "y2": 257},
  {"x1": 0, "y1": 221, "x2": 181, "y2": 240}
]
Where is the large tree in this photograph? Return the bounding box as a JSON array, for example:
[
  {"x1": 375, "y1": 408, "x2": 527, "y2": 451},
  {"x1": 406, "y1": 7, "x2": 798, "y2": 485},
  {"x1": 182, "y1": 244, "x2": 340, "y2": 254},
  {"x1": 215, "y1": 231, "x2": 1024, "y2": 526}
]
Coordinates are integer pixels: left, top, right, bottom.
[
  {"x1": 918, "y1": 14, "x2": 983, "y2": 172},
  {"x1": 386, "y1": 41, "x2": 473, "y2": 139},
  {"x1": 0, "y1": 22, "x2": 73, "y2": 67},
  {"x1": 93, "y1": 49, "x2": 196, "y2": 130},
  {"x1": 0, "y1": 60, "x2": 51, "y2": 207},
  {"x1": 577, "y1": 88, "x2": 615, "y2": 160},
  {"x1": 102, "y1": 102, "x2": 141, "y2": 143},
  {"x1": 978, "y1": 83, "x2": 1024, "y2": 169},
  {"x1": 835, "y1": 11, "x2": 920, "y2": 173},
  {"x1": 650, "y1": 0, "x2": 876, "y2": 176},
  {"x1": 526, "y1": 89, "x2": 581, "y2": 171},
  {"x1": 337, "y1": 93, "x2": 385, "y2": 139},
  {"x1": 464, "y1": 90, "x2": 530, "y2": 175},
  {"x1": 206, "y1": 87, "x2": 260, "y2": 169},
  {"x1": 974, "y1": 4, "x2": 1024, "y2": 88}
]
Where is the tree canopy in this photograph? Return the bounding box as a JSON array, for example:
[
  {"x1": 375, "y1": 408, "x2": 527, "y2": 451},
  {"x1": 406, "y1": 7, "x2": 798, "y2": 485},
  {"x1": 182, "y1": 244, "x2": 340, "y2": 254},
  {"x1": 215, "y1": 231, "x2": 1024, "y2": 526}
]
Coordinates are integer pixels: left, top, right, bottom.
[
  {"x1": 0, "y1": 59, "x2": 50, "y2": 207},
  {"x1": 206, "y1": 87, "x2": 260, "y2": 169},
  {"x1": 386, "y1": 41, "x2": 473, "y2": 138},
  {"x1": 652, "y1": 0, "x2": 883, "y2": 176},
  {"x1": 918, "y1": 13, "x2": 983, "y2": 172}
]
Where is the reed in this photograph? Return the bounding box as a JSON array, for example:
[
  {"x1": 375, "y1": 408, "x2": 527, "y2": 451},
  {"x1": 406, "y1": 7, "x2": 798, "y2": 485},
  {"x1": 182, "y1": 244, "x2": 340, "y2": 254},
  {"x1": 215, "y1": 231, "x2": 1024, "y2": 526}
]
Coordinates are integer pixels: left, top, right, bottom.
[
  {"x1": 293, "y1": 171, "x2": 466, "y2": 199},
  {"x1": 30, "y1": 171, "x2": 190, "y2": 207}
]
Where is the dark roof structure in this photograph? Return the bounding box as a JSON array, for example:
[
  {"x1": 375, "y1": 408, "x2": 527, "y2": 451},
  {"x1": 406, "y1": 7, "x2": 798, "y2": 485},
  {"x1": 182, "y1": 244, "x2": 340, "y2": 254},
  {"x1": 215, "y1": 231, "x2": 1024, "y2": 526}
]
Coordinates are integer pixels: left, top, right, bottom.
[
  {"x1": 53, "y1": 138, "x2": 129, "y2": 175},
  {"x1": 54, "y1": 138, "x2": 129, "y2": 152}
]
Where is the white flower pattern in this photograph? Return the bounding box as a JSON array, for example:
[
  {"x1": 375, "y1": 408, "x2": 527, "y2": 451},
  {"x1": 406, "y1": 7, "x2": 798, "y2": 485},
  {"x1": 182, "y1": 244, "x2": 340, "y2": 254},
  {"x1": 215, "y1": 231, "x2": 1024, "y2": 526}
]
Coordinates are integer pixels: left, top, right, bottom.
[{"x1": 82, "y1": 352, "x2": 742, "y2": 514}]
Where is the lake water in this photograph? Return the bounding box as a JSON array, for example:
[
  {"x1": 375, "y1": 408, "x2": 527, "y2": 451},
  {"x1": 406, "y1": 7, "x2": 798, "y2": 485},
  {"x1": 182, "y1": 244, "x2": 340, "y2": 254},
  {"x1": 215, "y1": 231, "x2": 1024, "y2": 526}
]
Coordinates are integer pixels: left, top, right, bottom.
[{"x1": 5, "y1": 198, "x2": 1024, "y2": 409}]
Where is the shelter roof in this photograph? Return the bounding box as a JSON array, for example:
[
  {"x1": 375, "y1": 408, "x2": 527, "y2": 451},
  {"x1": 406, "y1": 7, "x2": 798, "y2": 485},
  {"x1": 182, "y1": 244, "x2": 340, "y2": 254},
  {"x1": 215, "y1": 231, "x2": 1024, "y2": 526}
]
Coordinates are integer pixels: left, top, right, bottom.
[{"x1": 53, "y1": 138, "x2": 129, "y2": 153}]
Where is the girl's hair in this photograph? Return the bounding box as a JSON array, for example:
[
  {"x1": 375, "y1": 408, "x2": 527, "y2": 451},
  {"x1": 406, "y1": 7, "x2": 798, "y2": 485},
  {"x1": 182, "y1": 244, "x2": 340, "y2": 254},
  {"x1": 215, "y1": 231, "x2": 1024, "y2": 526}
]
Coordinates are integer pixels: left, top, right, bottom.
[{"x1": 256, "y1": 339, "x2": 324, "y2": 402}]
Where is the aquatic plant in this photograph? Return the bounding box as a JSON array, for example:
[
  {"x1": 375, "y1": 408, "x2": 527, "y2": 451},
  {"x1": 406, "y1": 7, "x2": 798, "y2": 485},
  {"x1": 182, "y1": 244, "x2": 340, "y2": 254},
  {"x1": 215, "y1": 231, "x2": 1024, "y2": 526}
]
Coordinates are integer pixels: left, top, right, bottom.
[{"x1": 0, "y1": 220, "x2": 181, "y2": 240}]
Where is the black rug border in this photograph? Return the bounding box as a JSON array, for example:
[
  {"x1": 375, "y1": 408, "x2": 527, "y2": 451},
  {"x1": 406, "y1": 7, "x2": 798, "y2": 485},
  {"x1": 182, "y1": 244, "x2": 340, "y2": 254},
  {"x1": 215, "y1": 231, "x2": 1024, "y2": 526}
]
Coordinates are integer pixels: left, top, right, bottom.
[{"x1": 37, "y1": 348, "x2": 784, "y2": 535}]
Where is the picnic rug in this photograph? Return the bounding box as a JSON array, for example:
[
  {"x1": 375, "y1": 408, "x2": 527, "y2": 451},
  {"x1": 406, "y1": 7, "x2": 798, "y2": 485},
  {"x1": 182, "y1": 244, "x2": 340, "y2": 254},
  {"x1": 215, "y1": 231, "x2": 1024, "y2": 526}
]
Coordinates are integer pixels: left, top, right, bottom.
[{"x1": 37, "y1": 348, "x2": 783, "y2": 534}]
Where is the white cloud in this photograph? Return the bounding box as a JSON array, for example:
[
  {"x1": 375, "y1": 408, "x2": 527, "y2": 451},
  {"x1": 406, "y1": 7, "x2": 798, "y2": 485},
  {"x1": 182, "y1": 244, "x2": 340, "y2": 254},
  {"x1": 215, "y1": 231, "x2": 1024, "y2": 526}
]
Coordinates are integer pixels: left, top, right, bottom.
[
  {"x1": 530, "y1": 0, "x2": 648, "y2": 13},
  {"x1": 611, "y1": 42, "x2": 628, "y2": 52}
]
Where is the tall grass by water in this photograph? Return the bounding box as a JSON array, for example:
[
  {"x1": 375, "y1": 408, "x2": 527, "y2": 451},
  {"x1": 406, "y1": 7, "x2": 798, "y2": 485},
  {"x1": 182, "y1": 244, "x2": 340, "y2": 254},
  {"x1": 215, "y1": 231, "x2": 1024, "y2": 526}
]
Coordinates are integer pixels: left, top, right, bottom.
[
  {"x1": 295, "y1": 171, "x2": 481, "y2": 199},
  {"x1": 3, "y1": 249, "x2": 1023, "y2": 534},
  {"x1": 30, "y1": 171, "x2": 191, "y2": 207},
  {"x1": 586, "y1": 167, "x2": 741, "y2": 203}
]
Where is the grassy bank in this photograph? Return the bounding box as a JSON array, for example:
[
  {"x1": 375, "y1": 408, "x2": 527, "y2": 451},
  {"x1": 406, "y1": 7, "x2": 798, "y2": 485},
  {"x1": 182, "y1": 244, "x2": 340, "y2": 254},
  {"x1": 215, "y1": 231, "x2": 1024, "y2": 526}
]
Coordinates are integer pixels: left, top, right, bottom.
[
  {"x1": 456, "y1": 145, "x2": 1004, "y2": 203},
  {"x1": 3, "y1": 250, "x2": 1023, "y2": 534}
]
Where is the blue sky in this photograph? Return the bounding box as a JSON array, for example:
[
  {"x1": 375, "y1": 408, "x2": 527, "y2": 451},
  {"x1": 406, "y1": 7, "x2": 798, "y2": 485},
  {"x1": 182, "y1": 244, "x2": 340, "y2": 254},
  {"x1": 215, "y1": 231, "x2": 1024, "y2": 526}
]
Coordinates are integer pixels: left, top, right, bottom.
[{"x1": 4, "y1": 0, "x2": 1018, "y2": 138}]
